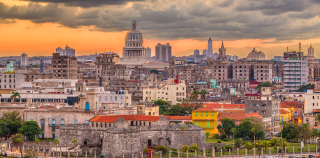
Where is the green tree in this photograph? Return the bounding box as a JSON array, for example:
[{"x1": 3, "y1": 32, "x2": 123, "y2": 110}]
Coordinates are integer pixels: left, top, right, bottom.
[
  {"x1": 0, "y1": 120, "x2": 10, "y2": 138},
  {"x1": 12, "y1": 134, "x2": 24, "y2": 157},
  {"x1": 260, "y1": 140, "x2": 270, "y2": 151},
  {"x1": 244, "y1": 142, "x2": 254, "y2": 153},
  {"x1": 217, "y1": 124, "x2": 223, "y2": 136},
  {"x1": 154, "y1": 99, "x2": 170, "y2": 114},
  {"x1": 205, "y1": 132, "x2": 210, "y2": 156},
  {"x1": 316, "y1": 114, "x2": 320, "y2": 126},
  {"x1": 3, "y1": 111, "x2": 21, "y2": 121},
  {"x1": 200, "y1": 90, "x2": 208, "y2": 100},
  {"x1": 165, "y1": 105, "x2": 186, "y2": 116},
  {"x1": 231, "y1": 128, "x2": 236, "y2": 151},
  {"x1": 24, "y1": 149, "x2": 37, "y2": 158},
  {"x1": 297, "y1": 83, "x2": 314, "y2": 92},
  {"x1": 72, "y1": 139, "x2": 77, "y2": 154},
  {"x1": 191, "y1": 90, "x2": 200, "y2": 100},
  {"x1": 150, "y1": 69, "x2": 158, "y2": 74},
  {"x1": 270, "y1": 137, "x2": 281, "y2": 148},
  {"x1": 255, "y1": 82, "x2": 275, "y2": 92},
  {"x1": 35, "y1": 138, "x2": 40, "y2": 154},
  {"x1": 18, "y1": 121, "x2": 42, "y2": 141},
  {"x1": 10, "y1": 91, "x2": 21, "y2": 102},
  {"x1": 251, "y1": 127, "x2": 256, "y2": 147},
  {"x1": 156, "y1": 146, "x2": 169, "y2": 155},
  {"x1": 235, "y1": 138, "x2": 242, "y2": 148},
  {"x1": 54, "y1": 139, "x2": 60, "y2": 155},
  {"x1": 221, "y1": 118, "x2": 236, "y2": 138}
]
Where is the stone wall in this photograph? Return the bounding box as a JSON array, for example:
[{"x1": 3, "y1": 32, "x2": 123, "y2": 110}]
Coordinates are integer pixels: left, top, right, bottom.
[{"x1": 56, "y1": 124, "x2": 205, "y2": 156}]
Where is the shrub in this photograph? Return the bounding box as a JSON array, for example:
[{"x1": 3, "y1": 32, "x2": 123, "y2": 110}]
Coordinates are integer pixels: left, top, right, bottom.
[
  {"x1": 222, "y1": 145, "x2": 233, "y2": 150},
  {"x1": 217, "y1": 141, "x2": 222, "y2": 143},
  {"x1": 182, "y1": 145, "x2": 189, "y2": 152},
  {"x1": 156, "y1": 145, "x2": 169, "y2": 154},
  {"x1": 212, "y1": 134, "x2": 220, "y2": 139},
  {"x1": 214, "y1": 145, "x2": 218, "y2": 151},
  {"x1": 143, "y1": 148, "x2": 154, "y2": 153},
  {"x1": 171, "y1": 148, "x2": 177, "y2": 151},
  {"x1": 223, "y1": 138, "x2": 229, "y2": 141},
  {"x1": 220, "y1": 134, "x2": 227, "y2": 140},
  {"x1": 189, "y1": 144, "x2": 198, "y2": 152}
]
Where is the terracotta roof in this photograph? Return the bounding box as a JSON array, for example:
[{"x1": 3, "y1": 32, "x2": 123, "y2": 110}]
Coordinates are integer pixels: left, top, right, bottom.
[
  {"x1": 193, "y1": 108, "x2": 219, "y2": 112},
  {"x1": 203, "y1": 103, "x2": 245, "y2": 109},
  {"x1": 164, "y1": 116, "x2": 192, "y2": 120},
  {"x1": 280, "y1": 109, "x2": 289, "y2": 114},
  {"x1": 313, "y1": 109, "x2": 320, "y2": 112},
  {"x1": 90, "y1": 115, "x2": 159, "y2": 123},
  {"x1": 280, "y1": 101, "x2": 303, "y2": 108},
  {"x1": 39, "y1": 105, "x2": 55, "y2": 109},
  {"x1": 217, "y1": 113, "x2": 262, "y2": 121}
]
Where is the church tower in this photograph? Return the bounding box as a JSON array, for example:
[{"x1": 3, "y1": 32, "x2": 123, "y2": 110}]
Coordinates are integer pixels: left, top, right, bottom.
[
  {"x1": 308, "y1": 44, "x2": 314, "y2": 57},
  {"x1": 218, "y1": 40, "x2": 227, "y2": 62}
]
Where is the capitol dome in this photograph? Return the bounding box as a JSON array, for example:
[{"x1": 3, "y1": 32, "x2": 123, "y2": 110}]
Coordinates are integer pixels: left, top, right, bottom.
[{"x1": 125, "y1": 21, "x2": 143, "y2": 47}]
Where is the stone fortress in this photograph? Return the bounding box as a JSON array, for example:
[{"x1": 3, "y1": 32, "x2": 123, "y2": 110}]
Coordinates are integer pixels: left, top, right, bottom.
[{"x1": 56, "y1": 115, "x2": 205, "y2": 156}]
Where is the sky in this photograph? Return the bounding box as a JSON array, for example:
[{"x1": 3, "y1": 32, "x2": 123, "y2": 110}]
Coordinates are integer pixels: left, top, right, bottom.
[{"x1": 0, "y1": 0, "x2": 320, "y2": 59}]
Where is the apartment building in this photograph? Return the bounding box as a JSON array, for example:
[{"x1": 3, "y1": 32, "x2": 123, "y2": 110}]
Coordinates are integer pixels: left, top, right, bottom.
[
  {"x1": 283, "y1": 51, "x2": 308, "y2": 91},
  {"x1": 52, "y1": 53, "x2": 77, "y2": 79},
  {"x1": 232, "y1": 62, "x2": 250, "y2": 80},
  {"x1": 143, "y1": 79, "x2": 186, "y2": 105},
  {"x1": 253, "y1": 63, "x2": 273, "y2": 82}
]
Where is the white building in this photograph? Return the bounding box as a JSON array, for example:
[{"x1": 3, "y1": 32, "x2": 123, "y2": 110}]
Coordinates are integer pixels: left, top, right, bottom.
[
  {"x1": 98, "y1": 90, "x2": 132, "y2": 107},
  {"x1": 283, "y1": 51, "x2": 308, "y2": 91},
  {"x1": 247, "y1": 48, "x2": 265, "y2": 60},
  {"x1": 143, "y1": 79, "x2": 186, "y2": 105},
  {"x1": 304, "y1": 89, "x2": 320, "y2": 114}
]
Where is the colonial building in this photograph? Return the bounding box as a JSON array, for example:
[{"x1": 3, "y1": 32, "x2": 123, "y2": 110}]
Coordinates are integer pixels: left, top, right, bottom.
[
  {"x1": 52, "y1": 53, "x2": 77, "y2": 79},
  {"x1": 247, "y1": 48, "x2": 265, "y2": 60}
]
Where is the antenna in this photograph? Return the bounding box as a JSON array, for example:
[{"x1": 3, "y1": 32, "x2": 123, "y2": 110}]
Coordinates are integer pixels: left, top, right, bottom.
[{"x1": 299, "y1": 41, "x2": 301, "y2": 52}]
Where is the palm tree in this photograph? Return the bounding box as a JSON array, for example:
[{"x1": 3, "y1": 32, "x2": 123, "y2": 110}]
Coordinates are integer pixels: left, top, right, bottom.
[
  {"x1": 180, "y1": 126, "x2": 186, "y2": 151},
  {"x1": 235, "y1": 138, "x2": 242, "y2": 148},
  {"x1": 231, "y1": 128, "x2": 236, "y2": 153},
  {"x1": 10, "y1": 91, "x2": 21, "y2": 106},
  {"x1": 205, "y1": 132, "x2": 210, "y2": 157},
  {"x1": 13, "y1": 134, "x2": 24, "y2": 158},
  {"x1": 251, "y1": 127, "x2": 256, "y2": 157},
  {"x1": 35, "y1": 138, "x2": 40, "y2": 154},
  {"x1": 192, "y1": 90, "x2": 200, "y2": 100},
  {"x1": 270, "y1": 137, "x2": 280, "y2": 148},
  {"x1": 200, "y1": 90, "x2": 208, "y2": 100},
  {"x1": 54, "y1": 139, "x2": 60, "y2": 157},
  {"x1": 217, "y1": 124, "x2": 223, "y2": 136},
  {"x1": 316, "y1": 114, "x2": 320, "y2": 126},
  {"x1": 244, "y1": 142, "x2": 254, "y2": 154},
  {"x1": 260, "y1": 140, "x2": 269, "y2": 153},
  {"x1": 72, "y1": 139, "x2": 77, "y2": 156}
]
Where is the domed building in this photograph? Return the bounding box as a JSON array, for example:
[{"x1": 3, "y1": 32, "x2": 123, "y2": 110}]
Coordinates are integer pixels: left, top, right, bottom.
[{"x1": 121, "y1": 21, "x2": 148, "y2": 65}]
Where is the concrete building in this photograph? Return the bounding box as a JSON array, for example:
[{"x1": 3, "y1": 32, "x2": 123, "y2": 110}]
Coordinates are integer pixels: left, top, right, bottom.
[
  {"x1": 253, "y1": 63, "x2": 272, "y2": 82},
  {"x1": 52, "y1": 53, "x2": 77, "y2": 79},
  {"x1": 245, "y1": 87, "x2": 281, "y2": 135},
  {"x1": 305, "y1": 89, "x2": 320, "y2": 114},
  {"x1": 232, "y1": 62, "x2": 250, "y2": 80},
  {"x1": 247, "y1": 48, "x2": 265, "y2": 60},
  {"x1": 56, "y1": 46, "x2": 75, "y2": 57},
  {"x1": 194, "y1": 50, "x2": 200, "y2": 56},
  {"x1": 143, "y1": 79, "x2": 186, "y2": 105},
  {"x1": 207, "y1": 38, "x2": 213, "y2": 58},
  {"x1": 98, "y1": 90, "x2": 132, "y2": 107},
  {"x1": 21, "y1": 53, "x2": 28, "y2": 66},
  {"x1": 145, "y1": 47, "x2": 151, "y2": 59},
  {"x1": 283, "y1": 51, "x2": 308, "y2": 91},
  {"x1": 155, "y1": 43, "x2": 172, "y2": 62},
  {"x1": 0, "y1": 61, "x2": 26, "y2": 89}
]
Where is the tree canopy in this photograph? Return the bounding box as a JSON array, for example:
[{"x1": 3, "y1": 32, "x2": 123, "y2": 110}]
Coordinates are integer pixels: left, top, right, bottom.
[
  {"x1": 165, "y1": 98, "x2": 201, "y2": 116},
  {"x1": 18, "y1": 121, "x2": 42, "y2": 141},
  {"x1": 220, "y1": 118, "x2": 236, "y2": 139},
  {"x1": 153, "y1": 99, "x2": 170, "y2": 115},
  {"x1": 255, "y1": 82, "x2": 275, "y2": 92},
  {"x1": 297, "y1": 83, "x2": 315, "y2": 92}
]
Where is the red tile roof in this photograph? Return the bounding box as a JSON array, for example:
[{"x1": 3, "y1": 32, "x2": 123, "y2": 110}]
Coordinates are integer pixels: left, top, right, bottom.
[
  {"x1": 39, "y1": 105, "x2": 55, "y2": 109},
  {"x1": 90, "y1": 115, "x2": 159, "y2": 123},
  {"x1": 193, "y1": 108, "x2": 219, "y2": 112},
  {"x1": 280, "y1": 101, "x2": 303, "y2": 108},
  {"x1": 203, "y1": 103, "x2": 245, "y2": 109},
  {"x1": 217, "y1": 113, "x2": 262, "y2": 120},
  {"x1": 164, "y1": 116, "x2": 192, "y2": 120},
  {"x1": 280, "y1": 109, "x2": 289, "y2": 114}
]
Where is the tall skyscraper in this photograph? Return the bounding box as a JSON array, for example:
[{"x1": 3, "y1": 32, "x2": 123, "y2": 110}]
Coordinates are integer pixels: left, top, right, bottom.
[
  {"x1": 145, "y1": 47, "x2": 151, "y2": 59},
  {"x1": 21, "y1": 53, "x2": 28, "y2": 66},
  {"x1": 155, "y1": 43, "x2": 171, "y2": 61},
  {"x1": 56, "y1": 46, "x2": 75, "y2": 57},
  {"x1": 207, "y1": 38, "x2": 213, "y2": 57},
  {"x1": 194, "y1": 49, "x2": 200, "y2": 56},
  {"x1": 202, "y1": 49, "x2": 207, "y2": 56}
]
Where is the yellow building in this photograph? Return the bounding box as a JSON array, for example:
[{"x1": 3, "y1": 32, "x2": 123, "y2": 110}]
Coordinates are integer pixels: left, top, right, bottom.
[
  {"x1": 145, "y1": 105, "x2": 159, "y2": 116},
  {"x1": 192, "y1": 108, "x2": 218, "y2": 135},
  {"x1": 280, "y1": 109, "x2": 291, "y2": 129}
]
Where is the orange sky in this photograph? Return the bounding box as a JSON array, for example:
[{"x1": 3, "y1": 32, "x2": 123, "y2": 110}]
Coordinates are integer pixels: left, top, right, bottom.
[{"x1": 1, "y1": 20, "x2": 320, "y2": 59}]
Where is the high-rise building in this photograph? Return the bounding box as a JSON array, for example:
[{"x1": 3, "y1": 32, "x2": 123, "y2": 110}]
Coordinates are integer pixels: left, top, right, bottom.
[
  {"x1": 145, "y1": 47, "x2": 151, "y2": 59},
  {"x1": 55, "y1": 46, "x2": 75, "y2": 57},
  {"x1": 207, "y1": 38, "x2": 213, "y2": 57},
  {"x1": 21, "y1": 53, "x2": 28, "y2": 66},
  {"x1": 247, "y1": 48, "x2": 265, "y2": 60},
  {"x1": 52, "y1": 53, "x2": 77, "y2": 79},
  {"x1": 203, "y1": 49, "x2": 207, "y2": 56},
  {"x1": 155, "y1": 43, "x2": 172, "y2": 61},
  {"x1": 194, "y1": 50, "x2": 200, "y2": 56},
  {"x1": 283, "y1": 51, "x2": 308, "y2": 91}
]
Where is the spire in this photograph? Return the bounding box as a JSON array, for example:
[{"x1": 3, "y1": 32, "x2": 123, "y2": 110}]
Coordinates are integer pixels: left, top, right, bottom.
[
  {"x1": 299, "y1": 41, "x2": 301, "y2": 52},
  {"x1": 132, "y1": 20, "x2": 136, "y2": 30},
  {"x1": 221, "y1": 40, "x2": 224, "y2": 48}
]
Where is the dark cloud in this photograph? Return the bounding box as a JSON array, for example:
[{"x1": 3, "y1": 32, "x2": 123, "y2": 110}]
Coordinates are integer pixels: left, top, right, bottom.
[
  {"x1": 19, "y1": 0, "x2": 144, "y2": 8},
  {"x1": 1, "y1": 0, "x2": 320, "y2": 41}
]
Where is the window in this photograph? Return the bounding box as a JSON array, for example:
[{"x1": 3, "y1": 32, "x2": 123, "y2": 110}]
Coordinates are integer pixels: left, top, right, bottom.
[
  {"x1": 195, "y1": 112, "x2": 198, "y2": 116},
  {"x1": 61, "y1": 119, "x2": 64, "y2": 125},
  {"x1": 201, "y1": 113, "x2": 203, "y2": 116},
  {"x1": 313, "y1": 96, "x2": 315, "y2": 99},
  {"x1": 52, "y1": 119, "x2": 55, "y2": 126},
  {"x1": 195, "y1": 121, "x2": 198, "y2": 126},
  {"x1": 41, "y1": 119, "x2": 45, "y2": 126},
  {"x1": 74, "y1": 120, "x2": 78, "y2": 124},
  {"x1": 52, "y1": 127, "x2": 55, "y2": 132},
  {"x1": 206, "y1": 113, "x2": 208, "y2": 116},
  {"x1": 211, "y1": 113, "x2": 214, "y2": 116},
  {"x1": 86, "y1": 120, "x2": 89, "y2": 124},
  {"x1": 207, "y1": 121, "x2": 210, "y2": 127}
]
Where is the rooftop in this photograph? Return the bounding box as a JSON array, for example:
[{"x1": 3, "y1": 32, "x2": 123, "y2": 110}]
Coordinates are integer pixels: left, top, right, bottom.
[
  {"x1": 217, "y1": 112, "x2": 262, "y2": 120},
  {"x1": 202, "y1": 103, "x2": 245, "y2": 109},
  {"x1": 90, "y1": 115, "x2": 160, "y2": 123}
]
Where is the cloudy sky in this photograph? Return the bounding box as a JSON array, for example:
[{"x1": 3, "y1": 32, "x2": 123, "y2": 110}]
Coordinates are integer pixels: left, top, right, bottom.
[{"x1": 0, "y1": 0, "x2": 320, "y2": 58}]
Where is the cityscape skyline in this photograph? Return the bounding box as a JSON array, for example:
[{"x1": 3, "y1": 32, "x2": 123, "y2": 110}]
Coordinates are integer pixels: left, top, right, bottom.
[{"x1": 1, "y1": 0, "x2": 320, "y2": 58}]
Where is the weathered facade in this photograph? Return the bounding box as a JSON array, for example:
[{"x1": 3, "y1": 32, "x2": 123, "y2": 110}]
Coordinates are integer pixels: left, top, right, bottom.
[{"x1": 56, "y1": 115, "x2": 205, "y2": 156}]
